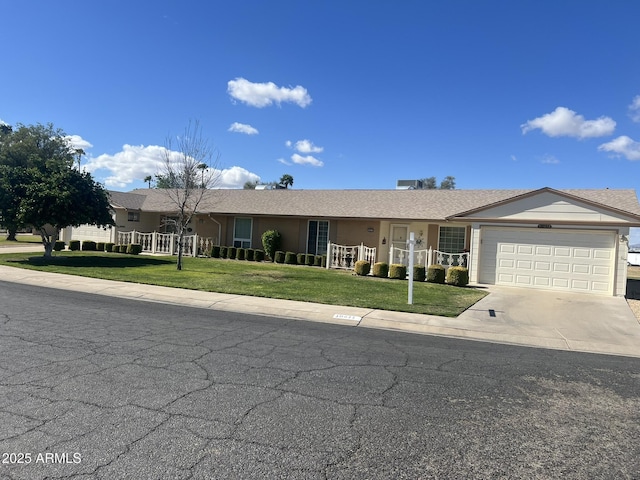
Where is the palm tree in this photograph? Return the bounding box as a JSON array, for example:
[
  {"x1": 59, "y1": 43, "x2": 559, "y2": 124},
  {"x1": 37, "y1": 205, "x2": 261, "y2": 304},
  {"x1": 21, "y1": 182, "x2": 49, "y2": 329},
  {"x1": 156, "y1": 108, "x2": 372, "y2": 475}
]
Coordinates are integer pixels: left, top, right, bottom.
[
  {"x1": 144, "y1": 175, "x2": 153, "y2": 188},
  {"x1": 279, "y1": 174, "x2": 294, "y2": 189},
  {"x1": 197, "y1": 163, "x2": 208, "y2": 188}
]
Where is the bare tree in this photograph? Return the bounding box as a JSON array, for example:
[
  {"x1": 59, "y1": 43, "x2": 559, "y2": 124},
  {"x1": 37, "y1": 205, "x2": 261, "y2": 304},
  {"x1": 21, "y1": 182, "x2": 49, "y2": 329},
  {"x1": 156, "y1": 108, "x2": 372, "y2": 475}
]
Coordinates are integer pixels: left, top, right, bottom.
[{"x1": 158, "y1": 121, "x2": 220, "y2": 270}]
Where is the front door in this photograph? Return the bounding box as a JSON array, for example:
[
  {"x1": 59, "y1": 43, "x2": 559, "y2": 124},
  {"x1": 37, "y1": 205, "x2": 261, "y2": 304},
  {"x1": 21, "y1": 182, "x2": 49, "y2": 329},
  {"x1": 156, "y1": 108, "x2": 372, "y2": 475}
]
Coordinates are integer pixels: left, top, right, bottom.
[{"x1": 390, "y1": 225, "x2": 408, "y2": 263}]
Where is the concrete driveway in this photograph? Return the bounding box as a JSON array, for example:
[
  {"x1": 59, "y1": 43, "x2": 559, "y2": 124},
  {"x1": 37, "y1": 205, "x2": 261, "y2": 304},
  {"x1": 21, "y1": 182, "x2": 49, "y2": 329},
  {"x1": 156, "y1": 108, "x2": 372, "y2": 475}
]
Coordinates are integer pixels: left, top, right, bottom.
[{"x1": 454, "y1": 285, "x2": 640, "y2": 356}]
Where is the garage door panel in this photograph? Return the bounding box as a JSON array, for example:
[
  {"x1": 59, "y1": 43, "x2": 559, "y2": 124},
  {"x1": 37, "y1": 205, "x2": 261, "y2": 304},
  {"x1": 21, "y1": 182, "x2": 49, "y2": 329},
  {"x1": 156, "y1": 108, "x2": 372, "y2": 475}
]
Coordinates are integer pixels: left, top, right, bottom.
[
  {"x1": 593, "y1": 265, "x2": 611, "y2": 276},
  {"x1": 480, "y1": 227, "x2": 615, "y2": 295},
  {"x1": 535, "y1": 246, "x2": 552, "y2": 256}
]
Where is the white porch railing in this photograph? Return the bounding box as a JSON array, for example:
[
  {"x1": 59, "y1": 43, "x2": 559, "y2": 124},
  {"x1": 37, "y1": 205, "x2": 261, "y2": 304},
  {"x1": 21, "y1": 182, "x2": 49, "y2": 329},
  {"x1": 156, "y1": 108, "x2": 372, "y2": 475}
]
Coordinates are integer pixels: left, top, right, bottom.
[
  {"x1": 116, "y1": 230, "x2": 216, "y2": 257},
  {"x1": 389, "y1": 245, "x2": 469, "y2": 269},
  {"x1": 326, "y1": 241, "x2": 377, "y2": 271}
]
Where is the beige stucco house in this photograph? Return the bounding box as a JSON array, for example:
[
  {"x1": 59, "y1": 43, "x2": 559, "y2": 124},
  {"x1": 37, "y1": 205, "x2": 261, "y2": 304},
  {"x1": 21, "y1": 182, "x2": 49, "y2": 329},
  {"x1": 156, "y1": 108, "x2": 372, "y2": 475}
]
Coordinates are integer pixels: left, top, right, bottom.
[{"x1": 66, "y1": 187, "x2": 640, "y2": 297}]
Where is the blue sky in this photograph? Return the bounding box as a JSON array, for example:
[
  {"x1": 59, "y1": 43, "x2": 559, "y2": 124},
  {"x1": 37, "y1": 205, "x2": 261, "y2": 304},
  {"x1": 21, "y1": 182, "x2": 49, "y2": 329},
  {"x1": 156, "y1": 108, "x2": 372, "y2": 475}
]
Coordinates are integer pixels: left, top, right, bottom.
[{"x1": 2, "y1": 1, "x2": 640, "y2": 194}]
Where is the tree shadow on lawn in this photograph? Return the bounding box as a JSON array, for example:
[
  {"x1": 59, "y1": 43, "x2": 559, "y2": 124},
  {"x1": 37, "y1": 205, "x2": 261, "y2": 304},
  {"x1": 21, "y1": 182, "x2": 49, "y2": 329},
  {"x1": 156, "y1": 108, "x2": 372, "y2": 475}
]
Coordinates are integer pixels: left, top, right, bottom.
[{"x1": 9, "y1": 255, "x2": 175, "y2": 269}]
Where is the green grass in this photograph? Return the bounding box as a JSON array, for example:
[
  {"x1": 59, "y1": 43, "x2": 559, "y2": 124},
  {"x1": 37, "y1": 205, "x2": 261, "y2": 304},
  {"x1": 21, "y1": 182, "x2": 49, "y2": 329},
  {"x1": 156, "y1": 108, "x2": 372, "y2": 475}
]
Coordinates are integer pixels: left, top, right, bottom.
[
  {"x1": 0, "y1": 234, "x2": 43, "y2": 245},
  {"x1": 0, "y1": 252, "x2": 487, "y2": 317}
]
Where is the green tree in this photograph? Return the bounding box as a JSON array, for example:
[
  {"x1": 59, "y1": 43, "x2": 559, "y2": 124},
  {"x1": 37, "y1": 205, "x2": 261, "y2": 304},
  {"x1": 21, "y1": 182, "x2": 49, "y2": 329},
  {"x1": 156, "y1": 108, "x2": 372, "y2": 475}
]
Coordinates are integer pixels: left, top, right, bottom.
[
  {"x1": 19, "y1": 168, "x2": 114, "y2": 257},
  {"x1": 243, "y1": 180, "x2": 258, "y2": 189},
  {"x1": 0, "y1": 123, "x2": 77, "y2": 240},
  {"x1": 279, "y1": 174, "x2": 294, "y2": 188},
  {"x1": 419, "y1": 176, "x2": 456, "y2": 190},
  {"x1": 0, "y1": 123, "x2": 113, "y2": 254},
  {"x1": 439, "y1": 175, "x2": 456, "y2": 190}
]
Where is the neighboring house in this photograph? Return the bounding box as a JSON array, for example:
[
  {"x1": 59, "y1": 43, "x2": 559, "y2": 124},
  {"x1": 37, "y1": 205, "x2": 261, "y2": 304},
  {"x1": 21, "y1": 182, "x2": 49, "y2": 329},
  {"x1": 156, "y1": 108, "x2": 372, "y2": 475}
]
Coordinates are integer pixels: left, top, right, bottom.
[{"x1": 65, "y1": 187, "x2": 640, "y2": 297}]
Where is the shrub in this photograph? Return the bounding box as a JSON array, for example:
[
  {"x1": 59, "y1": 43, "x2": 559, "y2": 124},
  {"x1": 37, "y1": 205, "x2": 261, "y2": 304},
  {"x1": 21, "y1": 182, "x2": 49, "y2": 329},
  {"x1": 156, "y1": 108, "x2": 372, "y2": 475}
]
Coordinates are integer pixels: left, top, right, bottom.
[
  {"x1": 447, "y1": 266, "x2": 469, "y2": 287},
  {"x1": 354, "y1": 260, "x2": 371, "y2": 276},
  {"x1": 389, "y1": 264, "x2": 407, "y2": 280},
  {"x1": 261, "y1": 229, "x2": 282, "y2": 261},
  {"x1": 246, "y1": 248, "x2": 255, "y2": 261},
  {"x1": 254, "y1": 249, "x2": 265, "y2": 262},
  {"x1": 53, "y1": 241, "x2": 65, "y2": 252},
  {"x1": 220, "y1": 246, "x2": 228, "y2": 258},
  {"x1": 127, "y1": 243, "x2": 142, "y2": 255},
  {"x1": 297, "y1": 253, "x2": 306, "y2": 265},
  {"x1": 96, "y1": 242, "x2": 105, "y2": 252},
  {"x1": 274, "y1": 250, "x2": 285, "y2": 263},
  {"x1": 81, "y1": 240, "x2": 97, "y2": 251},
  {"x1": 119, "y1": 244, "x2": 128, "y2": 253},
  {"x1": 314, "y1": 255, "x2": 324, "y2": 267},
  {"x1": 285, "y1": 251, "x2": 297, "y2": 265},
  {"x1": 306, "y1": 254, "x2": 315, "y2": 266},
  {"x1": 68, "y1": 240, "x2": 81, "y2": 251},
  {"x1": 236, "y1": 248, "x2": 246, "y2": 260},
  {"x1": 373, "y1": 262, "x2": 389, "y2": 278},
  {"x1": 427, "y1": 264, "x2": 446, "y2": 284},
  {"x1": 227, "y1": 246, "x2": 237, "y2": 259},
  {"x1": 105, "y1": 243, "x2": 115, "y2": 252},
  {"x1": 413, "y1": 265, "x2": 426, "y2": 282},
  {"x1": 210, "y1": 245, "x2": 221, "y2": 258}
]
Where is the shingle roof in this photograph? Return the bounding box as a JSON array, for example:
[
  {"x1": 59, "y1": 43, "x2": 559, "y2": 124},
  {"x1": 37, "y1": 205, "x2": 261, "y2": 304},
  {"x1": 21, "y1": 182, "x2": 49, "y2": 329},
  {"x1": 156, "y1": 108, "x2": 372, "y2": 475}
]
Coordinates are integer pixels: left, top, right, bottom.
[{"x1": 110, "y1": 187, "x2": 640, "y2": 221}]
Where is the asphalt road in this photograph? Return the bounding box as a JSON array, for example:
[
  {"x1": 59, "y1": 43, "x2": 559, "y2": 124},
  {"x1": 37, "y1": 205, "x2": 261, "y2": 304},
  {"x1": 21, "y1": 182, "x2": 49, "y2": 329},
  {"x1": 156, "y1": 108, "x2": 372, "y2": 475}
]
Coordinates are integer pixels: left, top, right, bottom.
[{"x1": 0, "y1": 281, "x2": 639, "y2": 479}]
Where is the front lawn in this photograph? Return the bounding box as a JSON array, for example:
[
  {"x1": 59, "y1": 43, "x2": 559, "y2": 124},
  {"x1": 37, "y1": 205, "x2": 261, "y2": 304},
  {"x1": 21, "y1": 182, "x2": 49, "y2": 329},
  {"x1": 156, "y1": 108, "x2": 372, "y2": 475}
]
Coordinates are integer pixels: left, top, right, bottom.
[
  {"x1": 0, "y1": 252, "x2": 487, "y2": 317},
  {"x1": 0, "y1": 234, "x2": 42, "y2": 245}
]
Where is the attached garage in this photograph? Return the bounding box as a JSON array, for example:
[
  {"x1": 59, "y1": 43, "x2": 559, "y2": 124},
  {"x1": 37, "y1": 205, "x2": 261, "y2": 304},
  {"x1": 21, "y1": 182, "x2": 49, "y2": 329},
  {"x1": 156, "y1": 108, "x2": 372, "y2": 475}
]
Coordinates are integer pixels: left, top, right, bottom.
[
  {"x1": 454, "y1": 188, "x2": 640, "y2": 297},
  {"x1": 479, "y1": 227, "x2": 616, "y2": 295}
]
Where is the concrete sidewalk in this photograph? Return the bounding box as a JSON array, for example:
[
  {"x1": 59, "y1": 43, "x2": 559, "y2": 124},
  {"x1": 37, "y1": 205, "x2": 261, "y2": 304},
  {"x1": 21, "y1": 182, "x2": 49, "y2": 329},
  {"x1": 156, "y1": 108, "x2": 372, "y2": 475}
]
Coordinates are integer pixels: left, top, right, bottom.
[{"x1": 1, "y1": 255, "x2": 639, "y2": 357}]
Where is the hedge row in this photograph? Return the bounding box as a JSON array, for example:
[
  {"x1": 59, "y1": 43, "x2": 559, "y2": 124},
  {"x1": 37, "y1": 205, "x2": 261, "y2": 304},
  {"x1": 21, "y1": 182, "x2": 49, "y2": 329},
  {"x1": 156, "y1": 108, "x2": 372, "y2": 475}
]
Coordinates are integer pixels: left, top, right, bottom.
[
  {"x1": 272, "y1": 251, "x2": 327, "y2": 268},
  {"x1": 210, "y1": 246, "x2": 266, "y2": 262},
  {"x1": 354, "y1": 261, "x2": 469, "y2": 286}
]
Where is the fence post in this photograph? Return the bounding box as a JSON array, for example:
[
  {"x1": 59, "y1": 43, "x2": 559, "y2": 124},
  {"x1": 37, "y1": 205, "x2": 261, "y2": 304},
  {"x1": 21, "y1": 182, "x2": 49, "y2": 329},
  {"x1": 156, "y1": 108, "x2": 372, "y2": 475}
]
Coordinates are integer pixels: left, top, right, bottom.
[
  {"x1": 389, "y1": 245, "x2": 394, "y2": 265},
  {"x1": 326, "y1": 241, "x2": 331, "y2": 269},
  {"x1": 359, "y1": 243, "x2": 364, "y2": 261},
  {"x1": 152, "y1": 232, "x2": 157, "y2": 254},
  {"x1": 427, "y1": 247, "x2": 433, "y2": 268},
  {"x1": 194, "y1": 233, "x2": 199, "y2": 257},
  {"x1": 170, "y1": 233, "x2": 175, "y2": 255},
  {"x1": 408, "y1": 232, "x2": 415, "y2": 305}
]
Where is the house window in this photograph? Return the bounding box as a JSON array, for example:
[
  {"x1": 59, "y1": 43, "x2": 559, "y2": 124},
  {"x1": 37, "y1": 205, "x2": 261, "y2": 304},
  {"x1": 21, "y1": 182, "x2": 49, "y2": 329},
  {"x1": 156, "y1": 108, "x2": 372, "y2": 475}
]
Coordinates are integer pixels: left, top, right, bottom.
[
  {"x1": 161, "y1": 216, "x2": 179, "y2": 233},
  {"x1": 233, "y1": 217, "x2": 252, "y2": 248},
  {"x1": 307, "y1": 220, "x2": 329, "y2": 255},
  {"x1": 127, "y1": 211, "x2": 140, "y2": 222},
  {"x1": 438, "y1": 226, "x2": 466, "y2": 253}
]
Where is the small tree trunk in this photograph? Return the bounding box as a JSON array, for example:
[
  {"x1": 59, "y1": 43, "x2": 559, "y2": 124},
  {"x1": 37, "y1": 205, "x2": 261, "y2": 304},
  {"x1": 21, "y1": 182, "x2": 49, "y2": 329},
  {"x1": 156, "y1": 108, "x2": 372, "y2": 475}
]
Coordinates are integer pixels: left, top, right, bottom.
[
  {"x1": 176, "y1": 233, "x2": 183, "y2": 270},
  {"x1": 39, "y1": 227, "x2": 58, "y2": 259},
  {"x1": 6, "y1": 228, "x2": 17, "y2": 241}
]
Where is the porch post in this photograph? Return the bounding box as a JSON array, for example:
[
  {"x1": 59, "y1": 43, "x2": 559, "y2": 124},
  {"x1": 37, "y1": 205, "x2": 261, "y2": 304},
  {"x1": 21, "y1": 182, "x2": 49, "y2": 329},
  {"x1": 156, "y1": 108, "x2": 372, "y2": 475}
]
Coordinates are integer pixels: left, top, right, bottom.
[
  {"x1": 170, "y1": 233, "x2": 175, "y2": 255},
  {"x1": 427, "y1": 247, "x2": 433, "y2": 268},
  {"x1": 152, "y1": 232, "x2": 157, "y2": 254},
  {"x1": 194, "y1": 233, "x2": 199, "y2": 257},
  {"x1": 389, "y1": 245, "x2": 394, "y2": 265},
  {"x1": 326, "y1": 241, "x2": 331, "y2": 269}
]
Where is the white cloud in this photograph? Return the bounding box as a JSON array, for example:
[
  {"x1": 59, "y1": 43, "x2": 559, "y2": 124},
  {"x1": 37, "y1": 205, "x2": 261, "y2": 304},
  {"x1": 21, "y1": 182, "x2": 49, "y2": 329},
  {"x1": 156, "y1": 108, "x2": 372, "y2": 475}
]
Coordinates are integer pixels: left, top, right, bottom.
[
  {"x1": 291, "y1": 153, "x2": 323, "y2": 167},
  {"x1": 629, "y1": 95, "x2": 640, "y2": 123},
  {"x1": 217, "y1": 166, "x2": 260, "y2": 188},
  {"x1": 598, "y1": 136, "x2": 640, "y2": 161},
  {"x1": 521, "y1": 107, "x2": 616, "y2": 139},
  {"x1": 85, "y1": 144, "x2": 168, "y2": 188},
  {"x1": 228, "y1": 122, "x2": 259, "y2": 135},
  {"x1": 227, "y1": 77, "x2": 312, "y2": 108},
  {"x1": 85, "y1": 144, "x2": 261, "y2": 189},
  {"x1": 65, "y1": 134, "x2": 93, "y2": 151},
  {"x1": 540, "y1": 154, "x2": 559, "y2": 164},
  {"x1": 288, "y1": 139, "x2": 323, "y2": 153},
  {"x1": 277, "y1": 158, "x2": 291, "y2": 166}
]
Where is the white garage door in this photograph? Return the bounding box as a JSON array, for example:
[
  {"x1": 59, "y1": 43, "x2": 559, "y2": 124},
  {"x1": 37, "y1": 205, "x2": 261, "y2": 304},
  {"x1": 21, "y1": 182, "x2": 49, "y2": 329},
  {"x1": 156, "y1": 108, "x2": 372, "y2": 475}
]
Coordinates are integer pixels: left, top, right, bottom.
[{"x1": 479, "y1": 227, "x2": 616, "y2": 295}]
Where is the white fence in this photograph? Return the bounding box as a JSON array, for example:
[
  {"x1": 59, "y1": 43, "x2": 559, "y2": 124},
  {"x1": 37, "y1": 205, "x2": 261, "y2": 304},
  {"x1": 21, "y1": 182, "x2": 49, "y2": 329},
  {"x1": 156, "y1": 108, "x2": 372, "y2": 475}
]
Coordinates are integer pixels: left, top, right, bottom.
[
  {"x1": 389, "y1": 245, "x2": 469, "y2": 270},
  {"x1": 117, "y1": 230, "x2": 216, "y2": 257},
  {"x1": 326, "y1": 241, "x2": 377, "y2": 271}
]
